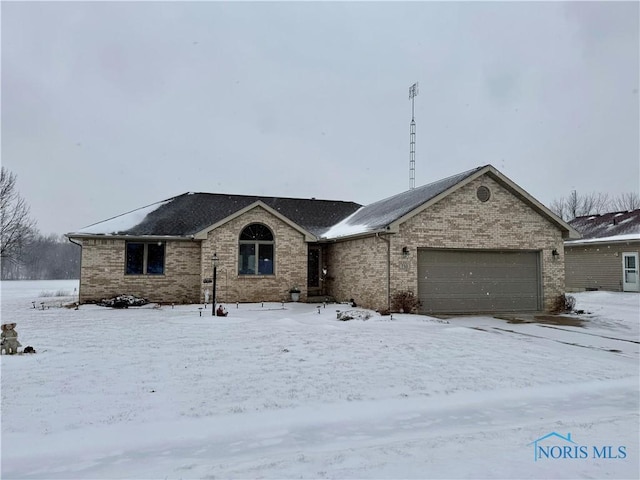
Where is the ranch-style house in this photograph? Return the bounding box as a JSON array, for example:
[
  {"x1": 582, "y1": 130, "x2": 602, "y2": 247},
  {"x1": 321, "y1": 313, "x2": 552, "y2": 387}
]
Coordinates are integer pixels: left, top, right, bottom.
[{"x1": 67, "y1": 165, "x2": 580, "y2": 314}]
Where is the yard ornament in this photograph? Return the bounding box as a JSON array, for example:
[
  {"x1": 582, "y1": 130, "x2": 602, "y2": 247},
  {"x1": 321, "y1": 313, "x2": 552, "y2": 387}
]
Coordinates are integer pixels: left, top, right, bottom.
[{"x1": 1, "y1": 322, "x2": 22, "y2": 355}]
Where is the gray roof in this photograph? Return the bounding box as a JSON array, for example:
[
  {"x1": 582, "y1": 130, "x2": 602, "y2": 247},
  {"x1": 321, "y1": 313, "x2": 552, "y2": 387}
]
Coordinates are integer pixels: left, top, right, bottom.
[
  {"x1": 568, "y1": 209, "x2": 640, "y2": 240},
  {"x1": 322, "y1": 166, "x2": 487, "y2": 237},
  {"x1": 72, "y1": 193, "x2": 362, "y2": 238},
  {"x1": 70, "y1": 164, "x2": 578, "y2": 241}
]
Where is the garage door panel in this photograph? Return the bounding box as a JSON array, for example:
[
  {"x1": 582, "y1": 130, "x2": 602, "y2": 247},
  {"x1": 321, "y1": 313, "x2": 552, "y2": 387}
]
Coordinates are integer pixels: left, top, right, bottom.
[{"x1": 418, "y1": 249, "x2": 541, "y2": 313}]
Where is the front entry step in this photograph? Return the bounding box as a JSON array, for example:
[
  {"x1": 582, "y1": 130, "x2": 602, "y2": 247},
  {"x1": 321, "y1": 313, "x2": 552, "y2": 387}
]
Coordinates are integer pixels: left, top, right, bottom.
[{"x1": 306, "y1": 295, "x2": 335, "y2": 304}]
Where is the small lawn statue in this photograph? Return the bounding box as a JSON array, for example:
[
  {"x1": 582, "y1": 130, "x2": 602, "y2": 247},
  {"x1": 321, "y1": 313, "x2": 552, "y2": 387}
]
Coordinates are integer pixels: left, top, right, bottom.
[{"x1": 1, "y1": 322, "x2": 22, "y2": 355}]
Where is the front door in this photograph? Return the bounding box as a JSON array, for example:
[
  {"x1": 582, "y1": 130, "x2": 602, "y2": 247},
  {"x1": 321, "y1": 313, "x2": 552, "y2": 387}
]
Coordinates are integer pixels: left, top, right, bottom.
[
  {"x1": 307, "y1": 246, "x2": 322, "y2": 294},
  {"x1": 622, "y1": 253, "x2": 639, "y2": 292}
]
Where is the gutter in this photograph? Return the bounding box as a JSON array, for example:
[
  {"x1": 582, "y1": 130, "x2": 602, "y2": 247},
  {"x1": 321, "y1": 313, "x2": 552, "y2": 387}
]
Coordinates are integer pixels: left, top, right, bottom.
[
  {"x1": 66, "y1": 234, "x2": 194, "y2": 242},
  {"x1": 67, "y1": 235, "x2": 83, "y2": 304},
  {"x1": 376, "y1": 232, "x2": 391, "y2": 311},
  {"x1": 318, "y1": 228, "x2": 391, "y2": 244}
]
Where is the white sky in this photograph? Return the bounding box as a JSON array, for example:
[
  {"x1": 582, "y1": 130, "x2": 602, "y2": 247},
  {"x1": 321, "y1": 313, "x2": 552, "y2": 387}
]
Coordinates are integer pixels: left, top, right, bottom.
[{"x1": 2, "y1": 1, "x2": 638, "y2": 235}]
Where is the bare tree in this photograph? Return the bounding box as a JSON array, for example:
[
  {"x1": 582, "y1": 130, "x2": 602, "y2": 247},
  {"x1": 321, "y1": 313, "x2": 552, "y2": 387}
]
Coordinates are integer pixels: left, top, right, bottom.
[
  {"x1": 581, "y1": 192, "x2": 610, "y2": 216},
  {"x1": 611, "y1": 192, "x2": 640, "y2": 211},
  {"x1": 1, "y1": 167, "x2": 37, "y2": 271},
  {"x1": 566, "y1": 190, "x2": 581, "y2": 220},
  {"x1": 549, "y1": 197, "x2": 567, "y2": 220},
  {"x1": 550, "y1": 190, "x2": 640, "y2": 220}
]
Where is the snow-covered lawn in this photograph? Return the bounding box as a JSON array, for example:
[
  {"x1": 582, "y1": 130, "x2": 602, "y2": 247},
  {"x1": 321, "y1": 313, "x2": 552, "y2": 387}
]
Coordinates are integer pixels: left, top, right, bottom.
[{"x1": 1, "y1": 280, "x2": 638, "y2": 479}]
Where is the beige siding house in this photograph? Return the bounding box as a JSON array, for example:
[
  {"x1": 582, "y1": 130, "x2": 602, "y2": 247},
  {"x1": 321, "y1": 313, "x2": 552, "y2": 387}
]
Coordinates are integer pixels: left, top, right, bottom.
[
  {"x1": 565, "y1": 210, "x2": 640, "y2": 292},
  {"x1": 67, "y1": 165, "x2": 579, "y2": 313}
]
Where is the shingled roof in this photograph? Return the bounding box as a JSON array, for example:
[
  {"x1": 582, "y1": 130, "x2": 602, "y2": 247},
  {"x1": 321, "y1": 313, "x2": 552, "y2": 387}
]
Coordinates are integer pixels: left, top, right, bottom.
[
  {"x1": 567, "y1": 209, "x2": 640, "y2": 244},
  {"x1": 70, "y1": 165, "x2": 580, "y2": 241},
  {"x1": 322, "y1": 166, "x2": 487, "y2": 238},
  {"x1": 71, "y1": 193, "x2": 362, "y2": 238}
]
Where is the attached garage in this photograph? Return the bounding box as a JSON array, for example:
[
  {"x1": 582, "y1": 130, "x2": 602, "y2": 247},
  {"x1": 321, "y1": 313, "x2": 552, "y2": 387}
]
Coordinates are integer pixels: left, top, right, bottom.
[{"x1": 418, "y1": 249, "x2": 542, "y2": 314}]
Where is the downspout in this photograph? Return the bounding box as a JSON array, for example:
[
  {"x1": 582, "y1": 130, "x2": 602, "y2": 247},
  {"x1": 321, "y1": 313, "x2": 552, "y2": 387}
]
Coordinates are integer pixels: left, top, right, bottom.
[
  {"x1": 376, "y1": 233, "x2": 391, "y2": 310},
  {"x1": 67, "y1": 236, "x2": 82, "y2": 304}
]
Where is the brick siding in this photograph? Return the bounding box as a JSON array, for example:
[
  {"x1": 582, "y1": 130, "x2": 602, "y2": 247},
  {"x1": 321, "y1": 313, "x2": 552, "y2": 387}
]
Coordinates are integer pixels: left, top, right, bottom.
[
  {"x1": 326, "y1": 175, "x2": 565, "y2": 312},
  {"x1": 78, "y1": 239, "x2": 201, "y2": 303},
  {"x1": 77, "y1": 175, "x2": 566, "y2": 311},
  {"x1": 200, "y1": 206, "x2": 308, "y2": 303}
]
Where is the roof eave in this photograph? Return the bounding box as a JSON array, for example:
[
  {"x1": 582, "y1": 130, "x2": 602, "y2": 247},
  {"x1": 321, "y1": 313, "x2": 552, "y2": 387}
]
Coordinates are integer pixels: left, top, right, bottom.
[
  {"x1": 65, "y1": 233, "x2": 196, "y2": 241},
  {"x1": 564, "y1": 236, "x2": 640, "y2": 246},
  {"x1": 318, "y1": 227, "x2": 393, "y2": 243}
]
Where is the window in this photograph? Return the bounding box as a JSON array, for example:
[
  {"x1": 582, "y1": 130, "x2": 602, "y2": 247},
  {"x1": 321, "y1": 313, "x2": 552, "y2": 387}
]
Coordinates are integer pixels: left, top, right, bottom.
[
  {"x1": 238, "y1": 224, "x2": 274, "y2": 275},
  {"x1": 126, "y1": 242, "x2": 165, "y2": 275}
]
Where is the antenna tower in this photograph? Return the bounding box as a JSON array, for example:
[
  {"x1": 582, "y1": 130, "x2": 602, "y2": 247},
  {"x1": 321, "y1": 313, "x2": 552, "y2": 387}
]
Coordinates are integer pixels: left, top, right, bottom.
[{"x1": 409, "y1": 82, "x2": 419, "y2": 189}]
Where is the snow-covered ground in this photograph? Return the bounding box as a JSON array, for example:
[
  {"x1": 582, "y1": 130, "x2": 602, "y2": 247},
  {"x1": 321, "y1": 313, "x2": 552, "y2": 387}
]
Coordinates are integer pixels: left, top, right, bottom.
[{"x1": 1, "y1": 280, "x2": 638, "y2": 479}]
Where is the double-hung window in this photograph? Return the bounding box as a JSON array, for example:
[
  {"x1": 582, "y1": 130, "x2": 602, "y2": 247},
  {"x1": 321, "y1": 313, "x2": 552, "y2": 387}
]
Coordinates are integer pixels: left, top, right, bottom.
[
  {"x1": 126, "y1": 242, "x2": 165, "y2": 275},
  {"x1": 238, "y1": 224, "x2": 274, "y2": 275}
]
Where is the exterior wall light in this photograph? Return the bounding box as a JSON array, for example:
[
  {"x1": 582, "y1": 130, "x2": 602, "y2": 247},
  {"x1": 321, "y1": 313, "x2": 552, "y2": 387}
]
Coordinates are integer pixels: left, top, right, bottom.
[{"x1": 402, "y1": 246, "x2": 410, "y2": 257}]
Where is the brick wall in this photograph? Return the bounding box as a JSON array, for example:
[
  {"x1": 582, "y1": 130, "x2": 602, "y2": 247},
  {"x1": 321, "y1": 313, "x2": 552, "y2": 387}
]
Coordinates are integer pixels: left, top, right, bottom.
[
  {"x1": 326, "y1": 175, "x2": 565, "y2": 312},
  {"x1": 324, "y1": 235, "x2": 389, "y2": 311},
  {"x1": 78, "y1": 238, "x2": 201, "y2": 303},
  {"x1": 200, "y1": 206, "x2": 309, "y2": 303}
]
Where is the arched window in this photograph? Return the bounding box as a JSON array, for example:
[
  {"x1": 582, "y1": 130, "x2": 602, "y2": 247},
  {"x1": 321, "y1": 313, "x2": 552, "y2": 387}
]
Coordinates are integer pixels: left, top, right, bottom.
[{"x1": 238, "y1": 224, "x2": 274, "y2": 275}]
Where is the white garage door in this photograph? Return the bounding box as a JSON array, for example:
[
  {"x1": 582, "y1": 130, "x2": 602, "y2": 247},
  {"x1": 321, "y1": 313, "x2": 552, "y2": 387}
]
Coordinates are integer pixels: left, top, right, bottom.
[{"x1": 418, "y1": 249, "x2": 541, "y2": 314}]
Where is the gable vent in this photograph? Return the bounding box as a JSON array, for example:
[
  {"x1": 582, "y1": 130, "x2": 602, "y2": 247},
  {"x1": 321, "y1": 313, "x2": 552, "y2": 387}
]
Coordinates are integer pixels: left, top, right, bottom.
[{"x1": 477, "y1": 186, "x2": 491, "y2": 202}]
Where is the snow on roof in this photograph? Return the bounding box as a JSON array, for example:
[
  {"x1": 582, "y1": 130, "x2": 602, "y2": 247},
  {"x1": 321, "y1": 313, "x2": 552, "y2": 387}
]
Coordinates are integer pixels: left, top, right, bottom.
[
  {"x1": 320, "y1": 207, "x2": 373, "y2": 239},
  {"x1": 74, "y1": 200, "x2": 173, "y2": 235},
  {"x1": 320, "y1": 166, "x2": 487, "y2": 239},
  {"x1": 565, "y1": 233, "x2": 640, "y2": 245}
]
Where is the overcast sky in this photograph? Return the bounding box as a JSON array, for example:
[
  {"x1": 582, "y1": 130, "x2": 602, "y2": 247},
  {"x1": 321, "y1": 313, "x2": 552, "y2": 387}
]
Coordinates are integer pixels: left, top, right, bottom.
[{"x1": 2, "y1": 1, "x2": 638, "y2": 235}]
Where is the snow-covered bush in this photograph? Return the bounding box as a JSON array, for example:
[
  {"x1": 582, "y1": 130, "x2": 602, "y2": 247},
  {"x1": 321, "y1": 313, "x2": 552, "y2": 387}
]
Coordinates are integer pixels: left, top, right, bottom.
[
  {"x1": 391, "y1": 291, "x2": 421, "y2": 314},
  {"x1": 551, "y1": 293, "x2": 576, "y2": 313},
  {"x1": 337, "y1": 310, "x2": 372, "y2": 321},
  {"x1": 98, "y1": 295, "x2": 149, "y2": 308}
]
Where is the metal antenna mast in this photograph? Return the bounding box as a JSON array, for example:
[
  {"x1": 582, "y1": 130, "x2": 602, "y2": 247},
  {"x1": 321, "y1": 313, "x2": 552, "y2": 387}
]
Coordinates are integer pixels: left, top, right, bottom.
[{"x1": 409, "y1": 82, "x2": 419, "y2": 189}]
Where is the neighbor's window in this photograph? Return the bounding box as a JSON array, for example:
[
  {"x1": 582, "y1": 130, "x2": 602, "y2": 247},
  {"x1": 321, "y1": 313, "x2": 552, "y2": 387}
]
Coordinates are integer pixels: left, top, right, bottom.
[
  {"x1": 238, "y1": 224, "x2": 274, "y2": 275},
  {"x1": 126, "y1": 242, "x2": 165, "y2": 275}
]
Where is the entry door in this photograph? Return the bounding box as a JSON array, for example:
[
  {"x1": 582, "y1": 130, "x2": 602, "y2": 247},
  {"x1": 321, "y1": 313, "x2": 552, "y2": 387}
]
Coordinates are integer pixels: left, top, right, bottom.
[
  {"x1": 307, "y1": 246, "x2": 321, "y2": 292},
  {"x1": 622, "y1": 253, "x2": 639, "y2": 292}
]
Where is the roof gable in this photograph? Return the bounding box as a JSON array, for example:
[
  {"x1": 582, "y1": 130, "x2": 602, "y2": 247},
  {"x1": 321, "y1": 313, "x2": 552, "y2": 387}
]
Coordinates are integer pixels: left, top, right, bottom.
[
  {"x1": 322, "y1": 165, "x2": 580, "y2": 240},
  {"x1": 192, "y1": 200, "x2": 316, "y2": 241}
]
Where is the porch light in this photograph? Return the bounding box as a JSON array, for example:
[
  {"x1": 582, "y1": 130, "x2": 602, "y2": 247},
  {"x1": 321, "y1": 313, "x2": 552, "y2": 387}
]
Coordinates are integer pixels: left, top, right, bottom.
[
  {"x1": 402, "y1": 246, "x2": 410, "y2": 257},
  {"x1": 552, "y1": 249, "x2": 560, "y2": 260},
  {"x1": 212, "y1": 253, "x2": 219, "y2": 316}
]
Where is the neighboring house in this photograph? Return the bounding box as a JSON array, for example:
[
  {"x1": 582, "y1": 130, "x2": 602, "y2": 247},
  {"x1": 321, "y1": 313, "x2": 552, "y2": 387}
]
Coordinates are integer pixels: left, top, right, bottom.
[
  {"x1": 67, "y1": 165, "x2": 579, "y2": 313},
  {"x1": 564, "y1": 209, "x2": 640, "y2": 292}
]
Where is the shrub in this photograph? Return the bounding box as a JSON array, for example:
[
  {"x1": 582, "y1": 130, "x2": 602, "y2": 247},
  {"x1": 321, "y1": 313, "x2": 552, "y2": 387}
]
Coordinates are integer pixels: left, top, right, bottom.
[
  {"x1": 551, "y1": 293, "x2": 576, "y2": 313},
  {"x1": 337, "y1": 310, "x2": 372, "y2": 321},
  {"x1": 391, "y1": 291, "x2": 421, "y2": 314}
]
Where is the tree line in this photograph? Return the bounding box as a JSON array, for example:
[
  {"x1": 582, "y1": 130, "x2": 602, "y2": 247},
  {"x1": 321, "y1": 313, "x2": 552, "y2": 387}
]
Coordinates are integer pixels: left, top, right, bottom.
[
  {"x1": 1, "y1": 167, "x2": 80, "y2": 280},
  {"x1": 549, "y1": 191, "x2": 640, "y2": 221}
]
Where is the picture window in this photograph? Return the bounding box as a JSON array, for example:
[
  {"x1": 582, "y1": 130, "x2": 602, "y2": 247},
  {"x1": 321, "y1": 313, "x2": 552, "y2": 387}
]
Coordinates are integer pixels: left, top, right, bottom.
[{"x1": 238, "y1": 224, "x2": 275, "y2": 275}]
